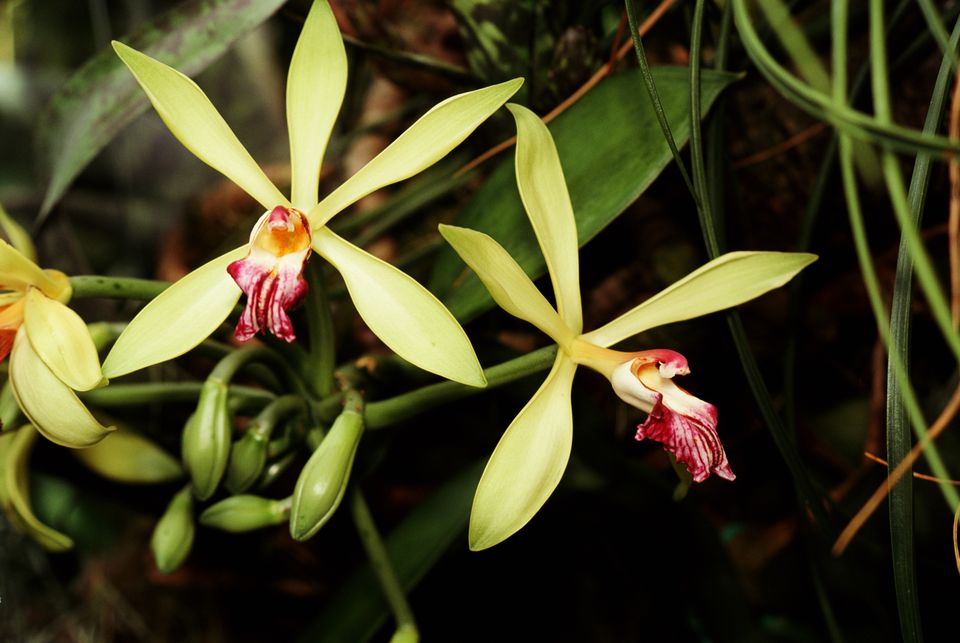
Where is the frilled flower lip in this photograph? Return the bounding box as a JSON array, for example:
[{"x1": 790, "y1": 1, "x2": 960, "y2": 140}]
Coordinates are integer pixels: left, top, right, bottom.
[
  {"x1": 227, "y1": 206, "x2": 312, "y2": 342},
  {"x1": 612, "y1": 353, "x2": 735, "y2": 483}
]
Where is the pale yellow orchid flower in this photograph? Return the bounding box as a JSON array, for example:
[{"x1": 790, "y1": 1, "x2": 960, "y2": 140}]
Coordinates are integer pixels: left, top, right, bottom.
[
  {"x1": 0, "y1": 239, "x2": 113, "y2": 448},
  {"x1": 102, "y1": 0, "x2": 524, "y2": 387},
  {"x1": 440, "y1": 104, "x2": 817, "y2": 550}
]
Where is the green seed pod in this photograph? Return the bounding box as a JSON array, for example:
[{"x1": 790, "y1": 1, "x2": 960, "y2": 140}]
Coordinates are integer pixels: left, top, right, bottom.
[
  {"x1": 224, "y1": 431, "x2": 268, "y2": 494},
  {"x1": 200, "y1": 494, "x2": 288, "y2": 533},
  {"x1": 289, "y1": 410, "x2": 364, "y2": 541},
  {"x1": 182, "y1": 379, "x2": 231, "y2": 500},
  {"x1": 151, "y1": 486, "x2": 195, "y2": 574}
]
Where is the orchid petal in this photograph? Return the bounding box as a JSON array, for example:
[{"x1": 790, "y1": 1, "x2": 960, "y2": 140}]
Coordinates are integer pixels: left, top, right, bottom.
[
  {"x1": 0, "y1": 427, "x2": 73, "y2": 551},
  {"x1": 112, "y1": 41, "x2": 288, "y2": 210},
  {"x1": 439, "y1": 224, "x2": 572, "y2": 345},
  {"x1": 23, "y1": 289, "x2": 106, "y2": 391},
  {"x1": 288, "y1": 0, "x2": 347, "y2": 211},
  {"x1": 102, "y1": 248, "x2": 246, "y2": 378},
  {"x1": 508, "y1": 104, "x2": 582, "y2": 332},
  {"x1": 469, "y1": 353, "x2": 577, "y2": 550},
  {"x1": 313, "y1": 227, "x2": 485, "y2": 387},
  {"x1": 10, "y1": 329, "x2": 114, "y2": 448},
  {"x1": 583, "y1": 251, "x2": 817, "y2": 348},
  {"x1": 0, "y1": 239, "x2": 58, "y2": 293},
  {"x1": 310, "y1": 78, "x2": 524, "y2": 226}
]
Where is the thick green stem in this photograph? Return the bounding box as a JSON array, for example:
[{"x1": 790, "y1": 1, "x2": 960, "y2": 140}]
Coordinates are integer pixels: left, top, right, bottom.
[
  {"x1": 350, "y1": 490, "x2": 419, "y2": 642},
  {"x1": 364, "y1": 345, "x2": 557, "y2": 429},
  {"x1": 69, "y1": 275, "x2": 170, "y2": 301},
  {"x1": 304, "y1": 262, "x2": 336, "y2": 397},
  {"x1": 249, "y1": 395, "x2": 307, "y2": 439},
  {"x1": 80, "y1": 382, "x2": 275, "y2": 406}
]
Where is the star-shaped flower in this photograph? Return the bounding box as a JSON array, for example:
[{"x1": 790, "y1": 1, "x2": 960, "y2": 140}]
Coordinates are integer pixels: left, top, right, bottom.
[
  {"x1": 103, "y1": 0, "x2": 523, "y2": 387},
  {"x1": 440, "y1": 104, "x2": 815, "y2": 549}
]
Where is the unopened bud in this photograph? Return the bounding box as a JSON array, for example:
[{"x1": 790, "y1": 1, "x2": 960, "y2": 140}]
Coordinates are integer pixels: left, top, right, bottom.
[
  {"x1": 182, "y1": 380, "x2": 231, "y2": 500},
  {"x1": 200, "y1": 494, "x2": 289, "y2": 533},
  {"x1": 225, "y1": 431, "x2": 268, "y2": 494},
  {"x1": 289, "y1": 410, "x2": 363, "y2": 541},
  {"x1": 151, "y1": 486, "x2": 195, "y2": 573}
]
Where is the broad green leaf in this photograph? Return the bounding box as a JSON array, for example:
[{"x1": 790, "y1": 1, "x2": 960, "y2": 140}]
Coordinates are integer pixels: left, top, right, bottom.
[
  {"x1": 469, "y1": 353, "x2": 576, "y2": 550},
  {"x1": 438, "y1": 224, "x2": 572, "y2": 344},
  {"x1": 23, "y1": 290, "x2": 105, "y2": 391},
  {"x1": 0, "y1": 427, "x2": 74, "y2": 551},
  {"x1": 37, "y1": 0, "x2": 288, "y2": 218},
  {"x1": 10, "y1": 329, "x2": 115, "y2": 449},
  {"x1": 73, "y1": 428, "x2": 183, "y2": 484},
  {"x1": 310, "y1": 78, "x2": 524, "y2": 226},
  {"x1": 508, "y1": 104, "x2": 582, "y2": 332},
  {"x1": 313, "y1": 227, "x2": 485, "y2": 387},
  {"x1": 288, "y1": 0, "x2": 347, "y2": 212},
  {"x1": 582, "y1": 251, "x2": 817, "y2": 348},
  {"x1": 300, "y1": 462, "x2": 483, "y2": 643},
  {"x1": 102, "y1": 247, "x2": 245, "y2": 378},
  {"x1": 112, "y1": 41, "x2": 288, "y2": 211},
  {"x1": 0, "y1": 239, "x2": 58, "y2": 293},
  {"x1": 430, "y1": 67, "x2": 739, "y2": 321}
]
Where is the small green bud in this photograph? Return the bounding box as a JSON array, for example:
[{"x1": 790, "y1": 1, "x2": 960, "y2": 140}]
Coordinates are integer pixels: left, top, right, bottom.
[
  {"x1": 225, "y1": 431, "x2": 268, "y2": 494},
  {"x1": 182, "y1": 379, "x2": 231, "y2": 500},
  {"x1": 289, "y1": 410, "x2": 364, "y2": 541},
  {"x1": 200, "y1": 494, "x2": 289, "y2": 533},
  {"x1": 151, "y1": 486, "x2": 195, "y2": 574}
]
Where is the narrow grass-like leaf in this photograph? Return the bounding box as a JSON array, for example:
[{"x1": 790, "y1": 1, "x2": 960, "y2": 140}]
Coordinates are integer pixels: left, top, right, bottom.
[
  {"x1": 731, "y1": 0, "x2": 960, "y2": 156},
  {"x1": 692, "y1": 0, "x2": 833, "y2": 537},
  {"x1": 37, "y1": 0, "x2": 287, "y2": 219},
  {"x1": 887, "y1": 11, "x2": 960, "y2": 643}
]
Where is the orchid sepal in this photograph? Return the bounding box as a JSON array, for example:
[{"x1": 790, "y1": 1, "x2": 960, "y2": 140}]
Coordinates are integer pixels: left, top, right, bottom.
[
  {"x1": 102, "y1": 247, "x2": 245, "y2": 379},
  {"x1": 469, "y1": 353, "x2": 577, "y2": 551},
  {"x1": 313, "y1": 227, "x2": 486, "y2": 387}
]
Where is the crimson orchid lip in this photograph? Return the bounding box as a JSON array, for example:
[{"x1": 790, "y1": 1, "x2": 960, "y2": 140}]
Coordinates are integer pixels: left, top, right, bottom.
[
  {"x1": 611, "y1": 352, "x2": 735, "y2": 483},
  {"x1": 227, "y1": 206, "x2": 312, "y2": 342}
]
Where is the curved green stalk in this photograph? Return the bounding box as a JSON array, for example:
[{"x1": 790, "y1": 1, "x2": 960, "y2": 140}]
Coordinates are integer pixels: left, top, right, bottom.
[
  {"x1": 731, "y1": 0, "x2": 960, "y2": 156},
  {"x1": 694, "y1": 0, "x2": 832, "y2": 535},
  {"x1": 69, "y1": 275, "x2": 170, "y2": 300}
]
